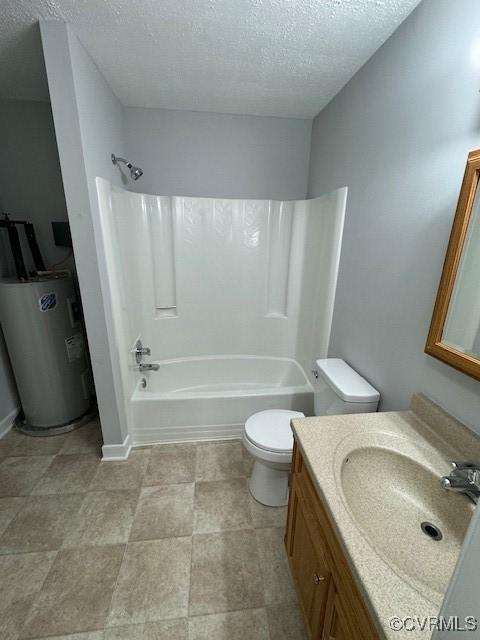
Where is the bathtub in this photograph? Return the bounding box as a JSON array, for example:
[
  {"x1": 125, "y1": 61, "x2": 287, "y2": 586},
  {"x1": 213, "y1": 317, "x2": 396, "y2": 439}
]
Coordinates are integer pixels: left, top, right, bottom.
[{"x1": 130, "y1": 355, "x2": 313, "y2": 445}]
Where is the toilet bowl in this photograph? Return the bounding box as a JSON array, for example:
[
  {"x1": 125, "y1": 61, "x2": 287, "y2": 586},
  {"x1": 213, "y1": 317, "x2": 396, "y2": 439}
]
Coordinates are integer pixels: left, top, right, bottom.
[
  {"x1": 243, "y1": 409, "x2": 304, "y2": 507},
  {"x1": 243, "y1": 358, "x2": 380, "y2": 506}
]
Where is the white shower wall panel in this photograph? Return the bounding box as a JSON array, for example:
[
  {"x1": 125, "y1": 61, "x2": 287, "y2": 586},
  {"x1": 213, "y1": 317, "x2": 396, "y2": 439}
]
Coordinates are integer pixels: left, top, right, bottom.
[
  {"x1": 104, "y1": 189, "x2": 310, "y2": 360},
  {"x1": 110, "y1": 188, "x2": 152, "y2": 346},
  {"x1": 165, "y1": 196, "x2": 305, "y2": 358},
  {"x1": 295, "y1": 188, "x2": 348, "y2": 379}
]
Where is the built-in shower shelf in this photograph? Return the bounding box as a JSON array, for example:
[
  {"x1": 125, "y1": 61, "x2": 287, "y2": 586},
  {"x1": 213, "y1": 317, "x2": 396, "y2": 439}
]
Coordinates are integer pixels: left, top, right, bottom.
[{"x1": 155, "y1": 307, "x2": 178, "y2": 319}]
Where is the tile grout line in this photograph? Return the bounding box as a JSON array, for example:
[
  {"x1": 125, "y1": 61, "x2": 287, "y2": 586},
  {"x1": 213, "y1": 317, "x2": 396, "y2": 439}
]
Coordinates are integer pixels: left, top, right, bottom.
[
  {"x1": 101, "y1": 540, "x2": 129, "y2": 632},
  {"x1": 16, "y1": 546, "x2": 61, "y2": 639},
  {"x1": 99, "y1": 449, "x2": 150, "y2": 630},
  {"x1": 186, "y1": 444, "x2": 201, "y2": 621}
]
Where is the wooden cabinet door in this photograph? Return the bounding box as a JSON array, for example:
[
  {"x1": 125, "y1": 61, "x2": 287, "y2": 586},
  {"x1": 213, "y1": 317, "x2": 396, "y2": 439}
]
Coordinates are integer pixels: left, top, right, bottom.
[
  {"x1": 322, "y1": 580, "x2": 355, "y2": 640},
  {"x1": 286, "y1": 482, "x2": 330, "y2": 638}
]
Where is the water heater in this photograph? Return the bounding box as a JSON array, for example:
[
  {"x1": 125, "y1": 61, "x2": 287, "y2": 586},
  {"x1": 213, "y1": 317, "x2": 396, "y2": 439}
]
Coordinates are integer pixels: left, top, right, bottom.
[{"x1": 0, "y1": 273, "x2": 93, "y2": 434}]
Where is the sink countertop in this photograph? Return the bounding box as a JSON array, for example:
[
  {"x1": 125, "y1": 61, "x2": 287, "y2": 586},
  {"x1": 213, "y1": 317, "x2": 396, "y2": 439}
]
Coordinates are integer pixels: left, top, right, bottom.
[{"x1": 291, "y1": 393, "x2": 480, "y2": 640}]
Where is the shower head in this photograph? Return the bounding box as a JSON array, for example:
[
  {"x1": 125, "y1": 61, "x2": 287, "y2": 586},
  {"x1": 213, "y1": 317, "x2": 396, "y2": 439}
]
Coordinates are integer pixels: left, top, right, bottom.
[
  {"x1": 130, "y1": 166, "x2": 143, "y2": 180},
  {"x1": 111, "y1": 154, "x2": 143, "y2": 181}
]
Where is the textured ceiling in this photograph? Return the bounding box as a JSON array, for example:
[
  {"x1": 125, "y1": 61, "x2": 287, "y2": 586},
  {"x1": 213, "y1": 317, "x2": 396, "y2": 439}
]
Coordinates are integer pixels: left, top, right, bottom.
[{"x1": 0, "y1": 0, "x2": 421, "y2": 118}]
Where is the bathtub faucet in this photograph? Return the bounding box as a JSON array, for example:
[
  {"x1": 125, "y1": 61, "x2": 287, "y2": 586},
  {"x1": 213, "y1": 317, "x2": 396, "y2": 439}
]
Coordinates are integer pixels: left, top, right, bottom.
[{"x1": 137, "y1": 363, "x2": 159, "y2": 372}]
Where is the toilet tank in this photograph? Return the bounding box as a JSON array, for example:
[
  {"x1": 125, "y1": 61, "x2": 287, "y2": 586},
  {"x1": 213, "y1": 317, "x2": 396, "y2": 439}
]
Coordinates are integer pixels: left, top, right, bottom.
[{"x1": 313, "y1": 358, "x2": 380, "y2": 415}]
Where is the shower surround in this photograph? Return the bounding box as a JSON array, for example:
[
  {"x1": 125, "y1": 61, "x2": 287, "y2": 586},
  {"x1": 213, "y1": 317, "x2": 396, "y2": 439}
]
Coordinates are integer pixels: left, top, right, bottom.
[{"x1": 96, "y1": 179, "x2": 347, "y2": 444}]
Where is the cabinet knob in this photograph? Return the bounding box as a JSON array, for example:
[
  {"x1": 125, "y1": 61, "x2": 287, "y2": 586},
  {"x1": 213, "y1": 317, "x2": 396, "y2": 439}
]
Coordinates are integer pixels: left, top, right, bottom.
[{"x1": 313, "y1": 573, "x2": 325, "y2": 585}]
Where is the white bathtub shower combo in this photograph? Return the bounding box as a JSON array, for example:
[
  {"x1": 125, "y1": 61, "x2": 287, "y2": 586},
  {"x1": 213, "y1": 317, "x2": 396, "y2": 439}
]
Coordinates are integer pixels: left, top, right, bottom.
[{"x1": 96, "y1": 179, "x2": 358, "y2": 477}]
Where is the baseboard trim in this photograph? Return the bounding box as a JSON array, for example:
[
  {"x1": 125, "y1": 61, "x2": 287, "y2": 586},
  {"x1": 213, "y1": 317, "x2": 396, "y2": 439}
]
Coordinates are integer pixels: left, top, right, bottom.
[
  {"x1": 102, "y1": 433, "x2": 132, "y2": 461},
  {"x1": 131, "y1": 423, "x2": 244, "y2": 446},
  {"x1": 0, "y1": 407, "x2": 19, "y2": 440}
]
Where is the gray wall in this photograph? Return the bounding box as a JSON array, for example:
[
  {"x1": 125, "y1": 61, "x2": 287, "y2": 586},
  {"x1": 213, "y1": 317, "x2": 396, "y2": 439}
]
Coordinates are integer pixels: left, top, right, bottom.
[
  {"x1": 308, "y1": 0, "x2": 480, "y2": 435},
  {"x1": 0, "y1": 100, "x2": 70, "y2": 271},
  {"x1": 0, "y1": 99, "x2": 71, "y2": 431},
  {"x1": 124, "y1": 107, "x2": 312, "y2": 200},
  {"x1": 40, "y1": 21, "x2": 128, "y2": 448}
]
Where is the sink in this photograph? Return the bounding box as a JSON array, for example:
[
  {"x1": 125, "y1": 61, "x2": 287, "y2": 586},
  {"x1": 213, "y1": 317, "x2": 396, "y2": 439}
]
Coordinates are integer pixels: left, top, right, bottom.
[{"x1": 337, "y1": 439, "x2": 473, "y2": 599}]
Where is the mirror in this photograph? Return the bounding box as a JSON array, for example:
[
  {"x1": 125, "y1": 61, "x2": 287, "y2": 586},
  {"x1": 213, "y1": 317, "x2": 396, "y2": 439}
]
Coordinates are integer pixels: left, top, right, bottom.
[{"x1": 426, "y1": 149, "x2": 480, "y2": 380}]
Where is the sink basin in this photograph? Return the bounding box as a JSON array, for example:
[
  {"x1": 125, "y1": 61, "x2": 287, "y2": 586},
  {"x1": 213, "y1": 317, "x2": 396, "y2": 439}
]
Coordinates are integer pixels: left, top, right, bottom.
[{"x1": 338, "y1": 443, "x2": 473, "y2": 598}]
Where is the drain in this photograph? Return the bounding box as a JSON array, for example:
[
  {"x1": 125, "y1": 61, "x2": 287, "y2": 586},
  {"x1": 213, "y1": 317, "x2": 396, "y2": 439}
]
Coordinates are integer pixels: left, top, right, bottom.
[{"x1": 421, "y1": 521, "x2": 443, "y2": 541}]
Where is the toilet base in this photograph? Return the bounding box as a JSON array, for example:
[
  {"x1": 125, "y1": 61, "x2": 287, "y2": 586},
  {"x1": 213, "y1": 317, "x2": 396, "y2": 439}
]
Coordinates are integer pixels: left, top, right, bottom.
[{"x1": 248, "y1": 459, "x2": 290, "y2": 507}]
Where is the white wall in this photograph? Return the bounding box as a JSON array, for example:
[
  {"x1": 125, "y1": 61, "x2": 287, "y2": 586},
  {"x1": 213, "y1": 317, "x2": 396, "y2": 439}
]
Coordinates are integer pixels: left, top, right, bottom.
[
  {"x1": 0, "y1": 98, "x2": 72, "y2": 433},
  {"x1": 123, "y1": 107, "x2": 312, "y2": 200},
  {"x1": 308, "y1": 0, "x2": 480, "y2": 435},
  {"x1": 40, "y1": 21, "x2": 129, "y2": 450}
]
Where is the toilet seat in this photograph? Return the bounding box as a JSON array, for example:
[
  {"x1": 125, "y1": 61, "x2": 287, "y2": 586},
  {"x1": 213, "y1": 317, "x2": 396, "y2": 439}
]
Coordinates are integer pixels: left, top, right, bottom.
[{"x1": 244, "y1": 409, "x2": 304, "y2": 453}]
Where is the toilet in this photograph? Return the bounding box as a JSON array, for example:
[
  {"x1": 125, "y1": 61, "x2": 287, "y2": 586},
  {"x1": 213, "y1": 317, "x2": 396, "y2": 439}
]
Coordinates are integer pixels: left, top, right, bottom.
[{"x1": 243, "y1": 358, "x2": 380, "y2": 506}]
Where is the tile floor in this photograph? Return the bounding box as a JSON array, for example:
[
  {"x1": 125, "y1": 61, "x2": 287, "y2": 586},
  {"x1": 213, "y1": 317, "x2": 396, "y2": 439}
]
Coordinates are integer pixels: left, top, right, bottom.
[{"x1": 0, "y1": 420, "x2": 306, "y2": 640}]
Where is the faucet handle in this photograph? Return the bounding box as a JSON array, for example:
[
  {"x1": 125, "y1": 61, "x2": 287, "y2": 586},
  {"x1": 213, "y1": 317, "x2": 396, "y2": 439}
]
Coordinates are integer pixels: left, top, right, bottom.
[
  {"x1": 450, "y1": 460, "x2": 480, "y2": 471},
  {"x1": 134, "y1": 341, "x2": 150, "y2": 356},
  {"x1": 134, "y1": 339, "x2": 151, "y2": 364}
]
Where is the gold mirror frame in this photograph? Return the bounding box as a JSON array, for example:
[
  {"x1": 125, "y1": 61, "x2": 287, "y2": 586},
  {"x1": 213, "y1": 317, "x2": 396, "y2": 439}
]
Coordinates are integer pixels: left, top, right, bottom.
[{"x1": 426, "y1": 149, "x2": 480, "y2": 380}]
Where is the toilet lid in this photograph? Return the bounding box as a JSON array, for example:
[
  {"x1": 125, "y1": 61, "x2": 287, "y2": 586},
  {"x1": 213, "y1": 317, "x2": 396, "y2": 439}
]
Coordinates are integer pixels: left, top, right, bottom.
[{"x1": 245, "y1": 409, "x2": 305, "y2": 453}]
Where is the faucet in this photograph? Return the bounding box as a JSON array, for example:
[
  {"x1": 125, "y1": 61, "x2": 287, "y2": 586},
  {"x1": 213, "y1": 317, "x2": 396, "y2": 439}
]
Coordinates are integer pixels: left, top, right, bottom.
[
  {"x1": 137, "y1": 363, "x2": 159, "y2": 372},
  {"x1": 441, "y1": 461, "x2": 480, "y2": 504},
  {"x1": 133, "y1": 340, "x2": 158, "y2": 371},
  {"x1": 134, "y1": 340, "x2": 150, "y2": 364}
]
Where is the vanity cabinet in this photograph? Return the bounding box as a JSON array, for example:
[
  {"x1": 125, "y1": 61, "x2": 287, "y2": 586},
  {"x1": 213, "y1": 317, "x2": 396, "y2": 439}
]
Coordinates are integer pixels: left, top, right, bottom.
[
  {"x1": 322, "y1": 581, "x2": 354, "y2": 640},
  {"x1": 285, "y1": 443, "x2": 379, "y2": 640},
  {"x1": 287, "y1": 483, "x2": 330, "y2": 637}
]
